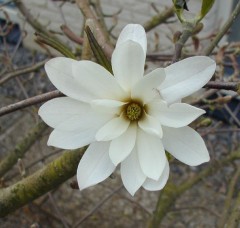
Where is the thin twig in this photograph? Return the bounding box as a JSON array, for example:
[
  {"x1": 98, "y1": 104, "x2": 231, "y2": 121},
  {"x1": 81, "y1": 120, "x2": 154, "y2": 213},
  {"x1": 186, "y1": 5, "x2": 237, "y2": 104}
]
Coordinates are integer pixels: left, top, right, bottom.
[
  {"x1": 13, "y1": 0, "x2": 60, "y2": 42},
  {"x1": 5, "y1": 150, "x2": 62, "y2": 181},
  {"x1": 73, "y1": 185, "x2": 123, "y2": 227},
  {"x1": 217, "y1": 166, "x2": 240, "y2": 228},
  {"x1": 172, "y1": 22, "x2": 195, "y2": 63},
  {"x1": 204, "y1": 0, "x2": 240, "y2": 56},
  {"x1": 0, "y1": 147, "x2": 86, "y2": 217},
  {"x1": 60, "y1": 24, "x2": 84, "y2": 45},
  {"x1": 144, "y1": 6, "x2": 175, "y2": 32},
  {"x1": 148, "y1": 150, "x2": 240, "y2": 227},
  {"x1": 225, "y1": 190, "x2": 240, "y2": 228},
  {"x1": 75, "y1": 0, "x2": 113, "y2": 58},
  {"x1": 172, "y1": 205, "x2": 221, "y2": 218},
  {"x1": 48, "y1": 193, "x2": 70, "y2": 228},
  {"x1": 0, "y1": 122, "x2": 48, "y2": 177},
  {"x1": 204, "y1": 81, "x2": 240, "y2": 92},
  {"x1": 0, "y1": 60, "x2": 47, "y2": 85},
  {"x1": 32, "y1": 202, "x2": 71, "y2": 227},
  {"x1": 0, "y1": 90, "x2": 64, "y2": 117}
]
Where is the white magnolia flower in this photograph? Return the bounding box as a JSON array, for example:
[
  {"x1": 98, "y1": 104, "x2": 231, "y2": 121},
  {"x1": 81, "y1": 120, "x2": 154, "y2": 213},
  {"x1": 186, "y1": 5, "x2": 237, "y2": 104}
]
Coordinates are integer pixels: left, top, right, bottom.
[{"x1": 39, "y1": 24, "x2": 216, "y2": 196}]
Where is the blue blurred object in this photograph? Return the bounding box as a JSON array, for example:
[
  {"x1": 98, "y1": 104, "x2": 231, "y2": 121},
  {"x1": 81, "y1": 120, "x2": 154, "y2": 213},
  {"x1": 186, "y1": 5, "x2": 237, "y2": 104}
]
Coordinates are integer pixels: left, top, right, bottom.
[
  {"x1": 0, "y1": 1, "x2": 21, "y2": 44},
  {"x1": 0, "y1": 18, "x2": 21, "y2": 44},
  {"x1": 0, "y1": 0, "x2": 16, "y2": 8}
]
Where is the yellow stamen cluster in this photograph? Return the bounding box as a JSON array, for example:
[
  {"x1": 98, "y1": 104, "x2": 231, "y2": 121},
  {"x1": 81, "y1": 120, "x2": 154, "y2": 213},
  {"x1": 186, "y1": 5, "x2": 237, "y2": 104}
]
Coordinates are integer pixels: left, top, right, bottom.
[{"x1": 126, "y1": 103, "x2": 142, "y2": 121}]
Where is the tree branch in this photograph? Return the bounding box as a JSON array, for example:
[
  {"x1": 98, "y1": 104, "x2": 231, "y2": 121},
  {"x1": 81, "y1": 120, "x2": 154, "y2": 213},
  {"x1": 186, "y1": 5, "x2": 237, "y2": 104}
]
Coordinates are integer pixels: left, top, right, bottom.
[
  {"x1": 204, "y1": 0, "x2": 240, "y2": 56},
  {"x1": 13, "y1": 0, "x2": 60, "y2": 41},
  {"x1": 0, "y1": 122, "x2": 48, "y2": 177},
  {"x1": 225, "y1": 189, "x2": 240, "y2": 228},
  {"x1": 148, "y1": 150, "x2": 240, "y2": 227},
  {"x1": 172, "y1": 22, "x2": 197, "y2": 63},
  {"x1": 0, "y1": 60, "x2": 47, "y2": 86},
  {"x1": 60, "y1": 24, "x2": 84, "y2": 45},
  {"x1": 204, "y1": 81, "x2": 240, "y2": 93},
  {"x1": 217, "y1": 165, "x2": 240, "y2": 228},
  {"x1": 0, "y1": 147, "x2": 86, "y2": 217},
  {"x1": 75, "y1": 0, "x2": 113, "y2": 58},
  {"x1": 13, "y1": 0, "x2": 74, "y2": 56},
  {"x1": 143, "y1": 6, "x2": 174, "y2": 32},
  {"x1": 0, "y1": 90, "x2": 64, "y2": 117}
]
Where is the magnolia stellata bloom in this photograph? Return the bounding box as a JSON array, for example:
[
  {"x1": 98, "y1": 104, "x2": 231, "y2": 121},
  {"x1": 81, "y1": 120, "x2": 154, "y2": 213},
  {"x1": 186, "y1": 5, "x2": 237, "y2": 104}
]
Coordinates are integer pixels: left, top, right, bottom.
[{"x1": 39, "y1": 24, "x2": 216, "y2": 196}]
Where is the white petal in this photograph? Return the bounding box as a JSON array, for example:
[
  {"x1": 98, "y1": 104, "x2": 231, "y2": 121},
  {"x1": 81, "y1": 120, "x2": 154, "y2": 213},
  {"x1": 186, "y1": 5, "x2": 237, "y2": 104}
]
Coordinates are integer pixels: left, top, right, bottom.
[
  {"x1": 137, "y1": 129, "x2": 167, "y2": 180},
  {"x1": 55, "y1": 111, "x2": 112, "y2": 132},
  {"x1": 95, "y1": 115, "x2": 130, "y2": 141},
  {"x1": 91, "y1": 99, "x2": 126, "y2": 115},
  {"x1": 138, "y1": 112, "x2": 163, "y2": 138},
  {"x1": 77, "y1": 141, "x2": 115, "y2": 190},
  {"x1": 48, "y1": 128, "x2": 96, "y2": 149},
  {"x1": 162, "y1": 126, "x2": 210, "y2": 166},
  {"x1": 71, "y1": 60, "x2": 125, "y2": 101},
  {"x1": 112, "y1": 41, "x2": 145, "y2": 92},
  {"x1": 121, "y1": 147, "x2": 146, "y2": 196},
  {"x1": 116, "y1": 24, "x2": 147, "y2": 56},
  {"x1": 109, "y1": 123, "x2": 137, "y2": 165},
  {"x1": 143, "y1": 160, "x2": 169, "y2": 191},
  {"x1": 131, "y1": 68, "x2": 166, "y2": 104},
  {"x1": 45, "y1": 58, "x2": 89, "y2": 101},
  {"x1": 148, "y1": 101, "x2": 205, "y2": 128},
  {"x1": 159, "y1": 56, "x2": 216, "y2": 104},
  {"x1": 38, "y1": 97, "x2": 89, "y2": 128}
]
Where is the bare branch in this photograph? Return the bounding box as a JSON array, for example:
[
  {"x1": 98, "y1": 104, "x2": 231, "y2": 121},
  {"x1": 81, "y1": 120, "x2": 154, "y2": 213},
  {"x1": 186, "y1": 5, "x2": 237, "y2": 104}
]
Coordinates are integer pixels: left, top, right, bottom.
[
  {"x1": 148, "y1": 150, "x2": 240, "y2": 227},
  {"x1": 0, "y1": 90, "x2": 64, "y2": 117},
  {"x1": 60, "y1": 24, "x2": 84, "y2": 45},
  {"x1": 204, "y1": 81, "x2": 240, "y2": 93},
  {"x1": 144, "y1": 6, "x2": 175, "y2": 32},
  {"x1": 0, "y1": 147, "x2": 86, "y2": 217},
  {"x1": 0, "y1": 122, "x2": 48, "y2": 177},
  {"x1": 204, "y1": 1, "x2": 240, "y2": 56},
  {"x1": 75, "y1": 0, "x2": 114, "y2": 58},
  {"x1": 218, "y1": 166, "x2": 240, "y2": 228},
  {"x1": 0, "y1": 60, "x2": 47, "y2": 86}
]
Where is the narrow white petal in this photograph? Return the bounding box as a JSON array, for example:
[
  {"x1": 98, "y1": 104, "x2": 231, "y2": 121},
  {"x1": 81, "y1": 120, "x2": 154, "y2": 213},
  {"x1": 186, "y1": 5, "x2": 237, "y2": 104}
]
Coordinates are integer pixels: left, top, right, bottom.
[
  {"x1": 38, "y1": 97, "x2": 89, "y2": 128},
  {"x1": 116, "y1": 24, "x2": 147, "y2": 56},
  {"x1": 55, "y1": 111, "x2": 112, "y2": 132},
  {"x1": 137, "y1": 129, "x2": 167, "y2": 180},
  {"x1": 148, "y1": 100, "x2": 205, "y2": 128},
  {"x1": 159, "y1": 56, "x2": 216, "y2": 104},
  {"x1": 121, "y1": 147, "x2": 146, "y2": 196},
  {"x1": 162, "y1": 126, "x2": 210, "y2": 166},
  {"x1": 71, "y1": 60, "x2": 125, "y2": 101},
  {"x1": 91, "y1": 99, "x2": 126, "y2": 115},
  {"x1": 109, "y1": 123, "x2": 137, "y2": 165},
  {"x1": 138, "y1": 112, "x2": 163, "y2": 138},
  {"x1": 112, "y1": 41, "x2": 145, "y2": 91},
  {"x1": 77, "y1": 142, "x2": 115, "y2": 190},
  {"x1": 143, "y1": 160, "x2": 169, "y2": 191},
  {"x1": 48, "y1": 128, "x2": 96, "y2": 149},
  {"x1": 45, "y1": 57, "x2": 89, "y2": 101},
  {"x1": 131, "y1": 68, "x2": 166, "y2": 104},
  {"x1": 95, "y1": 115, "x2": 130, "y2": 141}
]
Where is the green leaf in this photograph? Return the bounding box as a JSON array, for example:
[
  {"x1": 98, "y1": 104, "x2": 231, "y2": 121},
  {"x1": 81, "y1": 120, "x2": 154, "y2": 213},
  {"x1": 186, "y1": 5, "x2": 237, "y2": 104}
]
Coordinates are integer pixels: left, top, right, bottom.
[
  {"x1": 85, "y1": 26, "x2": 113, "y2": 74},
  {"x1": 199, "y1": 0, "x2": 215, "y2": 20}
]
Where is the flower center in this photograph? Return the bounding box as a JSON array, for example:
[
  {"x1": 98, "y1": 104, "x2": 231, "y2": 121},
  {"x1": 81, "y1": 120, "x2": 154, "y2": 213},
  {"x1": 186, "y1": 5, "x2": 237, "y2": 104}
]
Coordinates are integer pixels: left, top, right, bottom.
[{"x1": 126, "y1": 102, "x2": 143, "y2": 121}]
